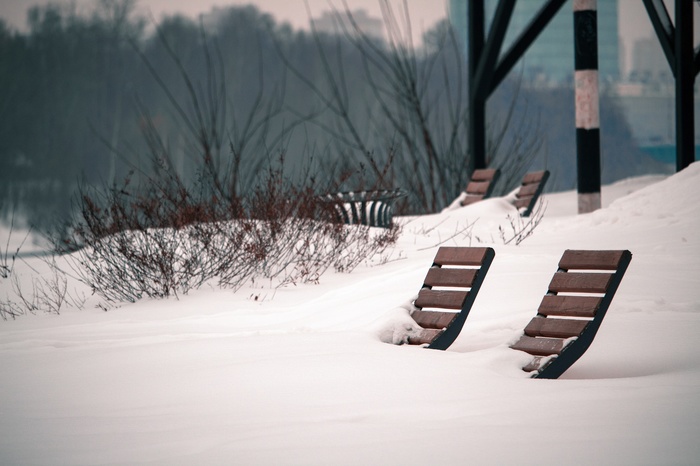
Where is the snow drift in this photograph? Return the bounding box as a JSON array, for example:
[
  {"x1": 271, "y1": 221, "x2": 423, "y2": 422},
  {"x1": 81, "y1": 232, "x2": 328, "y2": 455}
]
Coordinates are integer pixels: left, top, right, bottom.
[{"x1": 1, "y1": 163, "x2": 699, "y2": 465}]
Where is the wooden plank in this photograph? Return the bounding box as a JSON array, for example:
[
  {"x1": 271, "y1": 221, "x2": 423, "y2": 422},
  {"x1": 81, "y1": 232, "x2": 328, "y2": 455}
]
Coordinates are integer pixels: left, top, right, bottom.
[
  {"x1": 559, "y1": 250, "x2": 627, "y2": 271},
  {"x1": 434, "y1": 247, "x2": 491, "y2": 267},
  {"x1": 522, "y1": 356, "x2": 545, "y2": 373},
  {"x1": 460, "y1": 195, "x2": 484, "y2": 206},
  {"x1": 411, "y1": 310, "x2": 458, "y2": 329},
  {"x1": 537, "y1": 295, "x2": 602, "y2": 318},
  {"x1": 407, "y1": 328, "x2": 443, "y2": 345},
  {"x1": 524, "y1": 316, "x2": 589, "y2": 338},
  {"x1": 423, "y1": 267, "x2": 477, "y2": 288},
  {"x1": 466, "y1": 180, "x2": 490, "y2": 195},
  {"x1": 511, "y1": 335, "x2": 565, "y2": 356},
  {"x1": 513, "y1": 197, "x2": 532, "y2": 209},
  {"x1": 549, "y1": 272, "x2": 613, "y2": 294},
  {"x1": 521, "y1": 170, "x2": 547, "y2": 184},
  {"x1": 415, "y1": 289, "x2": 468, "y2": 310},
  {"x1": 472, "y1": 168, "x2": 499, "y2": 181},
  {"x1": 517, "y1": 183, "x2": 540, "y2": 197}
]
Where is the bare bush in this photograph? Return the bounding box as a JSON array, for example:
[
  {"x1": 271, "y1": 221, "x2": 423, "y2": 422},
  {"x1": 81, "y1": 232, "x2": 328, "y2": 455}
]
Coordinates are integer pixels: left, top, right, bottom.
[
  {"x1": 498, "y1": 199, "x2": 547, "y2": 246},
  {"x1": 1, "y1": 207, "x2": 31, "y2": 279},
  {"x1": 60, "y1": 163, "x2": 400, "y2": 304},
  {"x1": 46, "y1": 17, "x2": 401, "y2": 307},
  {"x1": 0, "y1": 257, "x2": 85, "y2": 320}
]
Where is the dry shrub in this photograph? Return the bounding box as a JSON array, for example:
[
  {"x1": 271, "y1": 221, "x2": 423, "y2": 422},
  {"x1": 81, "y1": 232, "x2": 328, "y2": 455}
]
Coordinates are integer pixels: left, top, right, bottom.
[{"x1": 61, "y1": 167, "x2": 400, "y2": 304}]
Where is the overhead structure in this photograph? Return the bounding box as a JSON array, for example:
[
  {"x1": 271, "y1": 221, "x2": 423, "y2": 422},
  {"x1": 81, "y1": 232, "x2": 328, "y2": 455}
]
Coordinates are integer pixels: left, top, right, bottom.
[
  {"x1": 642, "y1": 0, "x2": 698, "y2": 172},
  {"x1": 468, "y1": 0, "x2": 568, "y2": 174},
  {"x1": 468, "y1": 0, "x2": 698, "y2": 216}
]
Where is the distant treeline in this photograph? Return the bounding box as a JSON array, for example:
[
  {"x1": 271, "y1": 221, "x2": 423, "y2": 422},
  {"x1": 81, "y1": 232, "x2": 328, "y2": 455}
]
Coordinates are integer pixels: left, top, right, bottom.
[{"x1": 0, "y1": 0, "x2": 658, "y2": 228}]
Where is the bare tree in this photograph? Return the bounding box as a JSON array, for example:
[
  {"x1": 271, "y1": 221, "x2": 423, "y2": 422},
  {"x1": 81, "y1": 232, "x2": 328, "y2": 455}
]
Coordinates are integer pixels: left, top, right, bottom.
[{"x1": 277, "y1": 1, "x2": 542, "y2": 214}]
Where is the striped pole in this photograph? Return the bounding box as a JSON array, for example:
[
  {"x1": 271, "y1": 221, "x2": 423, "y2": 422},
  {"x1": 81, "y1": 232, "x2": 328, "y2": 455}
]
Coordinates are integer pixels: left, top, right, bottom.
[{"x1": 573, "y1": 0, "x2": 601, "y2": 214}]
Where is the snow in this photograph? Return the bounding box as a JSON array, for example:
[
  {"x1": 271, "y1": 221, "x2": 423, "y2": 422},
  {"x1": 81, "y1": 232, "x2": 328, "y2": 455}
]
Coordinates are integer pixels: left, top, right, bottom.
[{"x1": 1, "y1": 163, "x2": 699, "y2": 465}]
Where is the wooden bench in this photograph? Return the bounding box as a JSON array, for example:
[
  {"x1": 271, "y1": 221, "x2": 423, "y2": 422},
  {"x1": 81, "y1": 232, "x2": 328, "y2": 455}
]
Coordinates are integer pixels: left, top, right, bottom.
[
  {"x1": 512, "y1": 170, "x2": 549, "y2": 217},
  {"x1": 460, "y1": 169, "x2": 501, "y2": 206},
  {"x1": 510, "y1": 249, "x2": 632, "y2": 379},
  {"x1": 407, "y1": 247, "x2": 495, "y2": 350}
]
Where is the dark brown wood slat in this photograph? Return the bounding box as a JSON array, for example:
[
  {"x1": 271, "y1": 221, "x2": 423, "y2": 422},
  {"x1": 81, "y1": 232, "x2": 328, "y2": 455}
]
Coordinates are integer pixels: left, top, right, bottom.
[
  {"x1": 460, "y1": 195, "x2": 483, "y2": 206},
  {"x1": 522, "y1": 356, "x2": 545, "y2": 373},
  {"x1": 549, "y1": 272, "x2": 613, "y2": 294},
  {"x1": 471, "y1": 168, "x2": 499, "y2": 181},
  {"x1": 424, "y1": 267, "x2": 477, "y2": 288},
  {"x1": 466, "y1": 181, "x2": 490, "y2": 195},
  {"x1": 513, "y1": 197, "x2": 532, "y2": 209},
  {"x1": 434, "y1": 247, "x2": 490, "y2": 267},
  {"x1": 511, "y1": 335, "x2": 565, "y2": 356},
  {"x1": 517, "y1": 183, "x2": 540, "y2": 197},
  {"x1": 537, "y1": 295, "x2": 602, "y2": 318},
  {"x1": 521, "y1": 170, "x2": 547, "y2": 184},
  {"x1": 524, "y1": 316, "x2": 590, "y2": 339},
  {"x1": 414, "y1": 289, "x2": 467, "y2": 310},
  {"x1": 411, "y1": 310, "x2": 458, "y2": 329},
  {"x1": 407, "y1": 328, "x2": 443, "y2": 345},
  {"x1": 559, "y1": 250, "x2": 627, "y2": 271}
]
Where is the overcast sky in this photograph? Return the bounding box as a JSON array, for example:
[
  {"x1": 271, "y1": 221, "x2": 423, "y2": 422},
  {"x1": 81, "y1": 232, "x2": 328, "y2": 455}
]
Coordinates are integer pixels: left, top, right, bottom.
[
  {"x1": 0, "y1": 0, "x2": 449, "y2": 40},
  {"x1": 1, "y1": 0, "x2": 654, "y2": 37},
  {"x1": 1, "y1": 0, "x2": 697, "y2": 73}
]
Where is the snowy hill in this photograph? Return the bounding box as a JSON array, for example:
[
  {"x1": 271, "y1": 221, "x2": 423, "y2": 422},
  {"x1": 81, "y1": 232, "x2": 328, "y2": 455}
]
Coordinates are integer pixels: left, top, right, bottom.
[{"x1": 1, "y1": 163, "x2": 699, "y2": 465}]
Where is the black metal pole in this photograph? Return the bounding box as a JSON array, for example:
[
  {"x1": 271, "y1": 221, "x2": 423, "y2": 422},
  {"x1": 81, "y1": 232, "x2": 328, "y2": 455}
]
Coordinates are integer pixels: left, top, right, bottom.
[
  {"x1": 573, "y1": 0, "x2": 601, "y2": 214},
  {"x1": 675, "y1": 0, "x2": 695, "y2": 171},
  {"x1": 469, "y1": 0, "x2": 486, "y2": 172}
]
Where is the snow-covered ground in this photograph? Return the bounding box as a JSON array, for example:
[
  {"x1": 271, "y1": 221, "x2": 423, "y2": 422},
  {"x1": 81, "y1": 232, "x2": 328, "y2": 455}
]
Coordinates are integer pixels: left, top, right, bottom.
[{"x1": 1, "y1": 164, "x2": 698, "y2": 465}]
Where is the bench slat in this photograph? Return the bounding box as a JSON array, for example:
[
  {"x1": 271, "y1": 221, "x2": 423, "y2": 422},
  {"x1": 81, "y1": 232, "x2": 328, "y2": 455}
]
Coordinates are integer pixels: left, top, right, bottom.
[
  {"x1": 549, "y1": 272, "x2": 613, "y2": 294},
  {"x1": 513, "y1": 197, "x2": 532, "y2": 209},
  {"x1": 471, "y1": 168, "x2": 499, "y2": 181},
  {"x1": 524, "y1": 316, "x2": 590, "y2": 338},
  {"x1": 517, "y1": 183, "x2": 540, "y2": 197},
  {"x1": 559, "y1": 250, "x2": 628, "y2": 271},
  {"x1": 434, "y1": 247, "x2": 491, "y2": 267},
  {"x1": 460, "y1": 195, "x2": 483, "y2": 206},
  {"x1": 415, "y1": 289, "x2": 468, "y2": 310},
  {"x1": 466, "y1": 180, "x2": 490, "y2": 195},
  {"x1": 511, "y1": 335, "x2": 566, "y2": 356},
  {"x1": 521, "y1": 170, "x2": 547, "y2": 184},
  {"x1": 424, "y1": 267, "x2": 477, "y2": 288},
  {"x1": 411, "y1": 310, "x2": 458, "y2": 329},
  {"x1": 537, "y1": 295, "x2": 602, "y2": 318},
  {"x1": 522, "y1": 356, "x2": 546, "y2": 373},
  {"x1": 407, "y1": 328, "x2": 443, "y2": 345}
]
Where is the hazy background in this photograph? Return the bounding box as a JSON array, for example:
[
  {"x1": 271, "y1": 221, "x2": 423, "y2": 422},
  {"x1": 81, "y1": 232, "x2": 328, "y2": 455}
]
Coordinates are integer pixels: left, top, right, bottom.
[
  {"x1": 0, "y1": 0, "x2": 693, "y2": 234},
  {"x1": 0, "y1": 0, "x2": 677, "y2": 76}
]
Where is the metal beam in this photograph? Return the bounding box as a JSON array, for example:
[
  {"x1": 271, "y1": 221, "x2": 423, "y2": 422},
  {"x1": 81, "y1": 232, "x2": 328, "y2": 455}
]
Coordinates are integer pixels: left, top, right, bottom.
[
  {"x1": 675, "y1": 0, "x2": 695, "y2": 171},
  {"x1": 468, "y1": 0, "x2": 486, "y2": 171},
  {"x1": 642, "y1": 0, "x2": 676, "y2": 76},
  {"x1": 468, "y1": 0, "x2": 567, "y2": 171},
  {"x1": 490, "y1": 0, "x2": 567, "y2": 95},
  {"x1": 472, "y1": 0, "x2": 515, "y2": 99}
]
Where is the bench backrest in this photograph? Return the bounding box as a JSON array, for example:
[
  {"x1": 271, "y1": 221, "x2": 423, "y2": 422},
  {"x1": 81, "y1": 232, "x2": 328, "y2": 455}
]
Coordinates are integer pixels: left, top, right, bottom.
[
  {"x1": 409, "y1": 246, "x2": 495, "y2": 350},
  {"x1": 513, "y1": 170, "x2": 549, "y2": 217},
  {"x1": 460, "y1": 169, "x2": 501, "y2": 206},
  {"x1": 510, "y1": 249, "x2": 632, "y2": 379}
]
